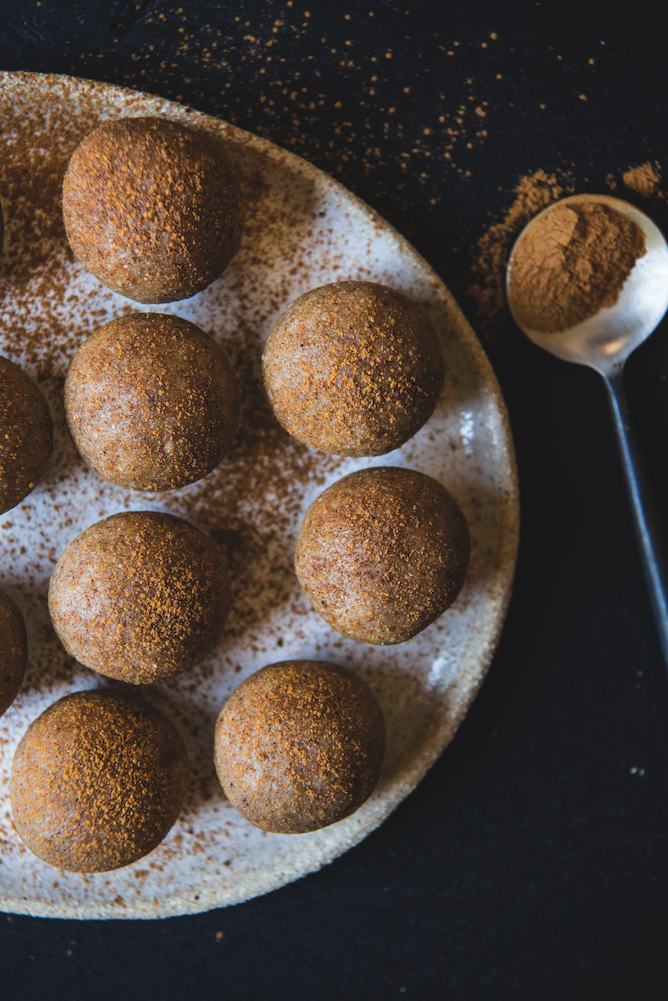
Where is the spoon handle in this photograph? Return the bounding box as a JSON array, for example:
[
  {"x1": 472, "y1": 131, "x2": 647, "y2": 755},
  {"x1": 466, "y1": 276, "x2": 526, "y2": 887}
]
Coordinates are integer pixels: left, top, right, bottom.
[{"x1": 604, "y1": 369, "x2": 668, "y2": 668}]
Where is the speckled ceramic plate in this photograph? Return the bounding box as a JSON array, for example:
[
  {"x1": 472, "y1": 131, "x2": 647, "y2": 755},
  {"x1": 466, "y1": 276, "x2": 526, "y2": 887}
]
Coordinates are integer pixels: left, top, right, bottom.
[{"x1": 0, "y1": 71, "x2": 518, "y2": 919}]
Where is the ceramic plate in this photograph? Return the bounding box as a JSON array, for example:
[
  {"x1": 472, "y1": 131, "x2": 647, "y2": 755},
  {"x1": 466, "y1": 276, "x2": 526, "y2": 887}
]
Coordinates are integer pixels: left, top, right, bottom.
[{"x1": 0, "y1": 72, "x2": 518, "y2": 919}]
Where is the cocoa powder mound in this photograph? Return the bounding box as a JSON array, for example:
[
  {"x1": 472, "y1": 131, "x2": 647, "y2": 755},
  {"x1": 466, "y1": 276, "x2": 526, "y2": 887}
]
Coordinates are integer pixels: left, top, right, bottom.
[{"x1": 508, "y1": 202, "x2": 646, "y2": 333}]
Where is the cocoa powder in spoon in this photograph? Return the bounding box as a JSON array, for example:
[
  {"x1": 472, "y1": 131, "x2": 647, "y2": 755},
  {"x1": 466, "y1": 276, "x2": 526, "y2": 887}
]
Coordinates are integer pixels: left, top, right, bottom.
[{"x1": 508, "y1": 202, "x2": 647, "y2": 333}]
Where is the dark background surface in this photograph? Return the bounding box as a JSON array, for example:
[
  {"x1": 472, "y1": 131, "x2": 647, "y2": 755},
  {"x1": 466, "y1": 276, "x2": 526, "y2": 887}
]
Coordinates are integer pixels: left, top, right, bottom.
[{"x1": 1, "y1": 1, "x2": 668, "y2": 998}]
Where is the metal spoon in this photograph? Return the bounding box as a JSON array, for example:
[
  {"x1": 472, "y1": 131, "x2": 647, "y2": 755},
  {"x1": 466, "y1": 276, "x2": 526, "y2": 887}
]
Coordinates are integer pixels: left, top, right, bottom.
[{"x1": 506, "y1": 194, "x2": 668, "y2": 665}]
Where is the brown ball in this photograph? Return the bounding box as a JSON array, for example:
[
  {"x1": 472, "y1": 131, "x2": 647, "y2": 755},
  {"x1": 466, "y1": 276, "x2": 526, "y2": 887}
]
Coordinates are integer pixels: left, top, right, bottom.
[
  {"x1": 295, "y1": 467, "x2": 470, "y2": 645},
  {"x1": 0, "y1": 355, "x2": 52, "y2": 514},
  {"x1": 48, "y1": 512, "x2": 230, "y2": 684},
  {"x1": 62, "y1": 117, "x2": 243, "y2": 303},
  {"x1": 262, "y1": 281, "x2": 444, "y2": 456},
  {"x1": 214, "y1": 661, "x2": 385, "y2": 833},
  {"x1": 0, "y1": 591, "x2": 27, "y2": 717},
  {"x1": 65, "y1": 313, "x2": 240, "y2": 491},
  {"x1": 10, "y1": 690, "x2": 189, "y2": 872}
]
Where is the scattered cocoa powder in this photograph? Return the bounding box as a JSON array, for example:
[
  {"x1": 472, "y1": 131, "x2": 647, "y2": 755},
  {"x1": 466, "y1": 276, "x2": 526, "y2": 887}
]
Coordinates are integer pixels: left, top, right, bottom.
[
  {"x1": 622, "y1": 161, "x2": 662, "y2": 198},
  {"x1": 508, "y1": 201, "x2": 646, "y2": 333}
]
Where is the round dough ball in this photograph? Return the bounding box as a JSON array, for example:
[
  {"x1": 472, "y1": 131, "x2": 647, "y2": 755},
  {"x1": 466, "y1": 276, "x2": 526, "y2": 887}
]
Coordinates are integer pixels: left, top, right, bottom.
[
  {"x1": 0, "y1": 355, "x2": 52, "y2": 514},
  {"x1": 215, "y1": 660, "x2": 385, "y2": 833},
  {"x1": 262, "y1": 281, "x2": 444, "y2": 456},
  {"x1": 62, "y1": 116, "x2": 243, "y2": 303},
  {"x1": 0, "y1": 591, "x2": 27, "y2": 717},
  {"x1": 48, "y1": 511, "x2": 230, "y2": 684},
  {"x1": 295, "y1": 467, "x2": 470, "y2": 645},
  {"x1": 65, "y1": 313, "x2": 240, "y2": 491},
  {"x1": 10, "y1": 690, "x2": 189, "y2": 872}
]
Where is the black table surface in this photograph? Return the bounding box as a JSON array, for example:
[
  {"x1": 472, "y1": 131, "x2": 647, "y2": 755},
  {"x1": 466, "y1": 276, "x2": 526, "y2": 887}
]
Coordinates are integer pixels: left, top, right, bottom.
[{"x1": 2, "y1": 2, "x2": 667, "y2": 998}]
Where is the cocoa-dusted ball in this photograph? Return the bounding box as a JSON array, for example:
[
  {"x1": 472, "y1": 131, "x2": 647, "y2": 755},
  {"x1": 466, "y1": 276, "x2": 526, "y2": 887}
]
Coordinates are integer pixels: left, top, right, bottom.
[
  {"x1": 295, "y1": 467, "x2": 470, "y2": 645},
  {"x1": 0, "y1": 355, "x2": 52, "y2": 514},
  {"x1": 262, "y1": 281, "x2": 444, "y2": 456},
  {"x1": 10, "y1": 690, "x2": 189, "y2": 872},
  {"x1": 62, "y1": 116, "x2": 243, "y2": 303},
  {"x1": 48, "y1": 512, "x2": 230, "y2": 684},
  {"x1": 0, "y1": 591, "x2": 27, "y2": 717},
  {"x1": 215, "y1": 661, "x2": 385, "y2": 834},
  {"x1": 65, "y1": 313, "x2": 240, "y2": 491}
]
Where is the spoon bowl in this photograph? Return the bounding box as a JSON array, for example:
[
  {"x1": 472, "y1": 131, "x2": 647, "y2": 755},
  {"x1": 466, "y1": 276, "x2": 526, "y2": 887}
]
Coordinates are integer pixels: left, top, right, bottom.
[{"x1": 506, "y1": 194, "x2": 668, "y2": 377}]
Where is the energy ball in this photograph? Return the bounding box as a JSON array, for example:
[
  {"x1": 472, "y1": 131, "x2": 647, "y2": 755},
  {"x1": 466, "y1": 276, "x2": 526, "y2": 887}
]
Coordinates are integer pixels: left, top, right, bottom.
[
  {"x1": 0, "y1": 591, "x2": 27, "y2": 717},
  {"x1": 10, "y1": 690, "x2": 189, "y2": 872},
  {"x1": 62, "y1": 116, "x2": 243, "y2": 303},
  {"x1": 214, "y1": 660, "x2": 385, "y2": 834},
  {"x1": 65, "y1": 313, "x2": 240, "y2": 491},
  {"x1": 48, "y1": 511, "x2": 230, "y2": 684},
  {"x1": 295, "y1": 467, "x2": 470, "y2": 645},
  {"x1": 262, "y1": 281, "x2": 444, "y2": 456},
  {"x1": 0, "y1": 355, "x2": 52, "y2": 514}
]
